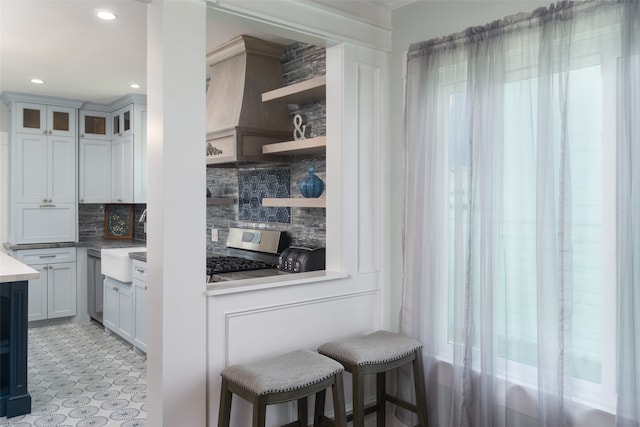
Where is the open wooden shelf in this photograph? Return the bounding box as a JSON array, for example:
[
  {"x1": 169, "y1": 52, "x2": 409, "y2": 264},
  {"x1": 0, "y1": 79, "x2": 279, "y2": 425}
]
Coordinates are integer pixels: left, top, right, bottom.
[
  {"x1": 262, "y1": 198, "x2": 326, "y2": 208},
  {"x1": 206, "y1": 197, "x2": 236, "y2": 206},
  {"x1": 262, "y1": 136, "x2": 326, "y2": 155},
  {"x1": 262, "y1": 76, "x2": 326, "y2": 104}
]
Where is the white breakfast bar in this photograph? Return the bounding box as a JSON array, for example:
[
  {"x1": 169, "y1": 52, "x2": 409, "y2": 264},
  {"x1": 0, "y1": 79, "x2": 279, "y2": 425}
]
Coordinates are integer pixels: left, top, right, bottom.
[{"x1": 0, "y1": 252, "x2": 39, "y2": 418}]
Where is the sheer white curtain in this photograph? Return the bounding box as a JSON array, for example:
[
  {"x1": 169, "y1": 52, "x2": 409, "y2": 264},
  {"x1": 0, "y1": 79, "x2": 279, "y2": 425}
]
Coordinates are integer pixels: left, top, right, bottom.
[{"x1": 401, "y1": 2, "x2": 640, "y2": 427}]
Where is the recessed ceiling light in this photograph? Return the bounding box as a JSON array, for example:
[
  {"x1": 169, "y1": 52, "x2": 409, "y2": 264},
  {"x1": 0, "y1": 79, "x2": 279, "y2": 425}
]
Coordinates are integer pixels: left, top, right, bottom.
[
  {"x1": 97, "y1": 10, "x2": 116, "y2": 20},
  {"x1": 30, "y1": 79, "x2": 44, "y2": 84},
  {"x1": 130, "y1": 83, "x2": 140, "y2": 89}
]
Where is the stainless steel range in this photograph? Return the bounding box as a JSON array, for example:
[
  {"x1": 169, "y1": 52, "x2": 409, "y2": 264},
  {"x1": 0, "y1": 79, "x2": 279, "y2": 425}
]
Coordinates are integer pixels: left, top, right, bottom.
[{"x1": 207, "y1": 227, "x2": 285, "y2": 283}]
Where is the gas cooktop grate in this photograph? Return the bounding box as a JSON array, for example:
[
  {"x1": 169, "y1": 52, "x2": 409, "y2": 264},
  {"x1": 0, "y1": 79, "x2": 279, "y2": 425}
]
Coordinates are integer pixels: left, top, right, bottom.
[{"x1": 206, "y1": 255, "x2": 276, "y2": 274}]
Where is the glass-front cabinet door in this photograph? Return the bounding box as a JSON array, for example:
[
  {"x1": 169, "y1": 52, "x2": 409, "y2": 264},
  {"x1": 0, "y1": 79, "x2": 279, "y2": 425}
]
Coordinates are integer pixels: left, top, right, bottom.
[
  {"x1": 15, "y1": 102, "x2": 76, "y2": 137},
  {"x1": 80, "y1": 110, "x2": 111, "y2": 140},
  {"x1": 112, "y1": 104, "x2": 133, "y2": 137}
]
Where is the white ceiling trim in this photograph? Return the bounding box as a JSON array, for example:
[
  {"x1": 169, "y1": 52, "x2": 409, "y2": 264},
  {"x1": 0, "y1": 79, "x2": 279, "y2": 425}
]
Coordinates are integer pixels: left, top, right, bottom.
[{"x1": 207, "y1": 0, "x2": 393, "y2": 52}]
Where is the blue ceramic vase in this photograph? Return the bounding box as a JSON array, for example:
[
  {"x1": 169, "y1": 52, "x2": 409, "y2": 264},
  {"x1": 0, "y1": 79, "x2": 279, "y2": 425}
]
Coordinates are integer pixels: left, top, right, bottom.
[{"x1": 299, "y1": 166, "x2": 324, "y2": 198}]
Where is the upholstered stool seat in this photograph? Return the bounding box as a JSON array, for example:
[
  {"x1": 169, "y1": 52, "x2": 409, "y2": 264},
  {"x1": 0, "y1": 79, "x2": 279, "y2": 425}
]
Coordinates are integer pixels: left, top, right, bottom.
[
  {"x1": 317, "y1": 331, "x2": 428, "y2": 427},
  {"x1": 218, "y1": 350, "x2": 347, "y2": 427}
]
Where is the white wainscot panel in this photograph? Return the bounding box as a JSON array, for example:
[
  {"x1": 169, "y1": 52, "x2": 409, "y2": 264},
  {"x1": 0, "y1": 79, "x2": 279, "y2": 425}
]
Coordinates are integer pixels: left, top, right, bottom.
[
  {"x1": 207, "y1": 285, "x2": 379, "y2": 427},
  {"x1": 357, "y1": 61, "x2": 382, "y2": 275}
]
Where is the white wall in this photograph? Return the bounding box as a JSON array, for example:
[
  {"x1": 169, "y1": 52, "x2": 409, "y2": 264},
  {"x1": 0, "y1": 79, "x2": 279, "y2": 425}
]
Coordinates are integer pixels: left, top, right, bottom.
[{"x1": 146, "y1": 2, "x2": 207, "y2": 426}]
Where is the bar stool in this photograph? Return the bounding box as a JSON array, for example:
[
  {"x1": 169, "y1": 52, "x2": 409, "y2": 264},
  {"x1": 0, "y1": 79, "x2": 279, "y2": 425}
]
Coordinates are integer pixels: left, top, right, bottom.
[
  {"x1": 317, "y1": 330, "x2": 428, "y2": 427},
  {"x1": 218, "y1": 350, "x2": 347, "y2": 427}
]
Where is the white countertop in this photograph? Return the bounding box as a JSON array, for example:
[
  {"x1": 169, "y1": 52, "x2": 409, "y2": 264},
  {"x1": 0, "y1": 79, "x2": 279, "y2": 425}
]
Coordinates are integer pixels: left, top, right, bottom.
[
  {"x1": 206, "y1": 270, "x2": 349, "y2": 296},
  {"x1": 0, "y1": 252, "x2": 40, "y2": 282}
]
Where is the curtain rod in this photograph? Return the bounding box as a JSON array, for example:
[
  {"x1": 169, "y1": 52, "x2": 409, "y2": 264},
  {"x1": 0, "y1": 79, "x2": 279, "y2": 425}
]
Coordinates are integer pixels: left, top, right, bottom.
[{"x1": 407, "y1": 0, "x2": 605, "y2": 58}]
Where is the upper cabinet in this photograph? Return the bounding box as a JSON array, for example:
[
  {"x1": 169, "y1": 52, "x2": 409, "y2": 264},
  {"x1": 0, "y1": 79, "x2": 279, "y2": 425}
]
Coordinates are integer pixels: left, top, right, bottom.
[
  {"x1": 79, "y1": 109, "x2": 112, "y2": 203},
  {"x1": 80, "y1": 110, "x2": 111, "y2": 140},
  {"x1": 14, "y1": 102, "x2": 76, "y2": 137},
  {"x1": 79, "y1": 97, "x2": 146, "y2": 204},
  {"x1": 79, "y1": 138, "x2": 111, "y2": 203},
  {"x1": 110, "y1": 101, "x2": 146, "y2": 203},
  {"x1": 112, "y1": 104, "x2": 133, "y2": 138},
  {"x1": 1, "y1": 93, "x2": 82, "y2": 244}
]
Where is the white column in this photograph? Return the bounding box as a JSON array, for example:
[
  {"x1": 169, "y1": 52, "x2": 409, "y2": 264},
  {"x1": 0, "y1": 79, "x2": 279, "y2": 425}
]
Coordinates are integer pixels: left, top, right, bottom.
[{"x1": 146, "y1": 1, "x2": 207, "y2": 426}]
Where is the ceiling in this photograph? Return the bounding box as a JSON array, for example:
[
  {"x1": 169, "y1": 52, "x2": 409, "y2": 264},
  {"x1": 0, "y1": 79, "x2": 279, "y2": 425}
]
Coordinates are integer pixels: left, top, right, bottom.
[{"x1": 0, "y1": 0, "x2": 407, "y2": 106}]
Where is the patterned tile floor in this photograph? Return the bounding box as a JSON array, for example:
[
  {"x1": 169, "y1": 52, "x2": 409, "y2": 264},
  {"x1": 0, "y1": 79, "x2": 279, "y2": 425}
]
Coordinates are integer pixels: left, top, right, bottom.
[{"x1": 0, "y1": 321, "x2": 147, "y2": 427}]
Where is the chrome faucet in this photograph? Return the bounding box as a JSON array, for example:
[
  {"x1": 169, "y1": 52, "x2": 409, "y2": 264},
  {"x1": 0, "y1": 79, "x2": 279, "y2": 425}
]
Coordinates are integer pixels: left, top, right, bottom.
[{"x1": 139, "y1": 208, "x2": 147, "y2": 223}]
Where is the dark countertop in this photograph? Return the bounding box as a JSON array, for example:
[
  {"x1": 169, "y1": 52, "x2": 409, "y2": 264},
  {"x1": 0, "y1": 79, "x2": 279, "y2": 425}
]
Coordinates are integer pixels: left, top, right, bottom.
[
  {"x1": 3, "y1": 241, "x2": 76, "y2": 251},
  {"x1": 128, "y1": 251, "x2": 147, "y2": 262},
  {"x1": 78, "y1": 239, "x2": 146, "y2": 251},
  {"x1": 4, "y1": 239, "x2": 146, "y2": 252}
]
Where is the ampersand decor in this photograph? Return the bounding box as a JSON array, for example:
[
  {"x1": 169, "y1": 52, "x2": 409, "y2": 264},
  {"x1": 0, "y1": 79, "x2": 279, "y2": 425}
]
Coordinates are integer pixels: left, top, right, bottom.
[{"x1": 293, "y1": 114, "x2": 307, "y2": 141}]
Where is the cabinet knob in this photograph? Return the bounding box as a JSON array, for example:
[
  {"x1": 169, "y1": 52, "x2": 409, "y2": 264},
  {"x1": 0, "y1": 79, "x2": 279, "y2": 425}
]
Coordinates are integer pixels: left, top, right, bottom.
[
  {"x1": 43, "y1": 130, "x2": 47, "y2": 134},
  {"x1": 48, "y1": 198, "x2": 53, "y2": 203},
  {"x1": 43, "y1": 198, "x2": 47, "y2": 202},
  {"x1": 113, "y1": 286, "x2": 119, "y2": 292},
  {"x1": 48, "y1": 130, "x2": 52, "y2": 135},
  {"x1": 144, "y1": 285, "x2": 147, "y2": 290},
  {"x1": 81, "y1": 134, "x2": 85, "y2": 137},
  {"x1": 80, "y1": 199, "x2": 84, "y2": 202}
]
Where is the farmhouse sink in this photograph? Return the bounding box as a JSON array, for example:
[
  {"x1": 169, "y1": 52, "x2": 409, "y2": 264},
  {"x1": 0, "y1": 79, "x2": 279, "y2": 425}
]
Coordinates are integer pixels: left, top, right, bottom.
[{"x1": 101, "y1": 247, "x2": 147, "y2": 282}]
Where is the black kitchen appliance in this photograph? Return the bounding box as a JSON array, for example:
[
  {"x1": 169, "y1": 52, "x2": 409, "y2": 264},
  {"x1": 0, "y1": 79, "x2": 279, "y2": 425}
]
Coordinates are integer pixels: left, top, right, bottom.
[{"x1": 278, "y1": 247, "x2": 326, "y2": 273}]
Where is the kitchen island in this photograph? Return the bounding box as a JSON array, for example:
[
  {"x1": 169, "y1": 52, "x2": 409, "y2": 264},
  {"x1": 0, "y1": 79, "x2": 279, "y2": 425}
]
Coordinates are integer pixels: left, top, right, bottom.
[{"x1": 0, "y1": 253, "x2": 39, "y2": 417}]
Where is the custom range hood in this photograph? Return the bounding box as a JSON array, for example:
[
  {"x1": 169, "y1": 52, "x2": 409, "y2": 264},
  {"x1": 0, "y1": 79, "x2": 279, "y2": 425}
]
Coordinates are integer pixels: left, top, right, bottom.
[{"x1": 206, "y1": 35, "x2": 291, "y2": 165}]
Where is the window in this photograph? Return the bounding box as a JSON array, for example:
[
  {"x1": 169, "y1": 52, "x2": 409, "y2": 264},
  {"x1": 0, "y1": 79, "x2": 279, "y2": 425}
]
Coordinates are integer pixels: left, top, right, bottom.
[{"x1": 441, "y1": 55, "x2": 617, "y2": 409}]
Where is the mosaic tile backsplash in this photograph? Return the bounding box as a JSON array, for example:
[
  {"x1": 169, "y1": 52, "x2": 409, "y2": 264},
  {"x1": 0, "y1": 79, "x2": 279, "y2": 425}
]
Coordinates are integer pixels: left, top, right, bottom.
[{"x1": 238, "y1": 168, "x2": 291, "y2": 223}]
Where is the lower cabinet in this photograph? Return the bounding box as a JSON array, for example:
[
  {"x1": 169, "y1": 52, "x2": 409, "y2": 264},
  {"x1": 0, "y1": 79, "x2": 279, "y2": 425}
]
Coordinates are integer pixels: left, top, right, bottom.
[
  {"x1": 103, "y1": 277, "x2": 133, "y2": 343},
  {"x1": 13, "y1": 248, "x2": 77, "y2": 322},
  {"x1": 132, "y1": 260, "x2": 147, "y2": 352},
  {"x1": 103, "y1": 260, "x2": 147, "y2": 353}
]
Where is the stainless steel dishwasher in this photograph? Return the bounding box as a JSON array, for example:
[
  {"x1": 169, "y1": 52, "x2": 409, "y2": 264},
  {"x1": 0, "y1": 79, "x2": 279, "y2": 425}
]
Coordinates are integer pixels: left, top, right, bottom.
[{"x1": 87, "y1": 248, "x2": 104, "y2": 324}]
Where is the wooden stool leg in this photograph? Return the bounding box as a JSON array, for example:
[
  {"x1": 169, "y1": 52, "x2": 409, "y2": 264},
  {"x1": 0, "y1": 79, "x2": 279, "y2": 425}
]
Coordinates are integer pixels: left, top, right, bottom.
[
  {"x1": 297, "y1": 397, "x2": 308, "y2": 426},
  {"x1": 352, "y1": 368, "x2": 365, "y2": 427},
  {"x1": 218, "y1": 378, "x2": 233, "y2": 427},
  {"x1": 413, "y1": 349, "x2": 429, "y2": 427},
  {"x1": 314, "y1": 389, "x2": 327, "y2": 426},
  {"x1": 376, "y1": 371, "x2": 385, "y2": 427},
  {"x1": 332, "y1": 373, "x2": 347, "y2": 427},
  {"x1": 254, "y1": 396, "x2": 267, "y2": 427}
]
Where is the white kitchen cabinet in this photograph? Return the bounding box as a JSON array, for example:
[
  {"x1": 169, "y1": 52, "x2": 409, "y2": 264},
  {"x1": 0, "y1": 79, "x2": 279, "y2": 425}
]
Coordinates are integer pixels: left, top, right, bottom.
[
  {"x1": 112, "y1": 104, "x2": 132, "y2": 138},
  {"x1": 132, "y1": 260, "x2": 147, "y2": 353},
  {"x1": 14, "y1": 247, "x2": 77, "y2": 321},
  {"x1": 2, "y1": 94, "x2": 81, "y2": 244},
  {"x1": 14, "y1": 133, "x2": 76, "y2": 204},
  {"x1": 109, "y1": 100, "x2": 146, "y2": 203},
  {"x1": 111, "y1": 134, "x2": 134, "y2": 203},
  {"x1": 14, "y1": 204, "x2": 76, "y2": 244},
  {"x1": 103, "y1": 277, "x2": 134, "y2": 343},
  {"x1": 14, "y1": 102, "x2": 76, "y2": 137},
  {"x1": 80, "y1": 110, "x2": 111, "y2": 140},
  {"x1": 79, "y1": 138, "x2": 111, "y2": 203}
]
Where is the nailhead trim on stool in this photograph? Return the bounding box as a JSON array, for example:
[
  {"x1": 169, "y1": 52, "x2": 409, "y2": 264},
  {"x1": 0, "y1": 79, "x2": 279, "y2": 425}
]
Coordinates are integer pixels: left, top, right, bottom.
[
  {"x1": 218, "y1": 350, "x2": 348, "y2": 427},
  {"x1": 317, "y1": 331, "x2": 429, "y2": 427}
]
